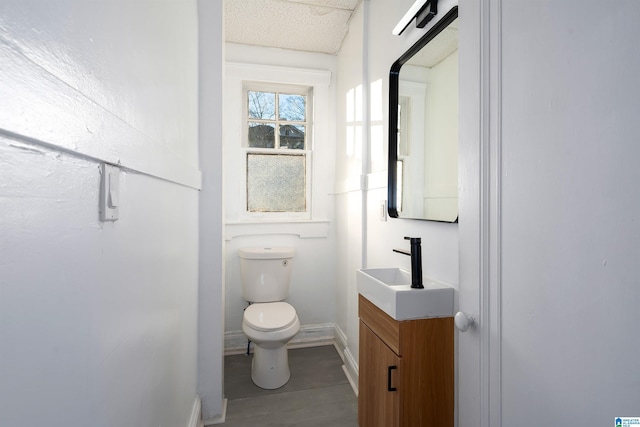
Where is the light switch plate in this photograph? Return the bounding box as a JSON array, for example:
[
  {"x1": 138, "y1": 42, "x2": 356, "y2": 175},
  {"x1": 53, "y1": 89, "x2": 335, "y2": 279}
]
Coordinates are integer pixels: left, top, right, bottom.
[
  {"x1": 380, "y1": 200, "x2": 387, "y2": 222},
  {"x1": 100, "y1": 163, "x2": 120, "y2": 221}
]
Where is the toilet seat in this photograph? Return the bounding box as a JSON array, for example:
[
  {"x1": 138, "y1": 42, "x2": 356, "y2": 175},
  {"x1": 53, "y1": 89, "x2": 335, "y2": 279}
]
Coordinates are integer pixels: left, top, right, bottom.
[{"x1": 244, "y1": 302, "x2": 297, "y2": 332}]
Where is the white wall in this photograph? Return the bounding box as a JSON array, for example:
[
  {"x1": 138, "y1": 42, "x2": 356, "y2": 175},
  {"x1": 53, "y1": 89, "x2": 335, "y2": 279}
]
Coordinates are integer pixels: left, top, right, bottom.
[
  {"x1": 334, "y1": 0, "x2": 365, "y2": 381},
  {"x1": 334, "y1": 0, "x2": 460, "y2": 382},
  {"x1": 456, "y1": 0, "x2": 640, "y2": 425},
  {"x1": 424, "y1": 51, "x2": 458, "y2": 218},
  {"x1": 498, "y1": 1, "x2": 640, "y2": 424},
  {"x1": 222, "y1": 43, "x2": 339, "y2": 351},
  {"x1": 197, "y1": 0, "x2": 225, "y2": 423},
  {"x1": 0, "y1": 1, "x2": 201, "y2": 426},
  {"x1": 363, "y1": 0, "x2": 459, "y2": 285}
]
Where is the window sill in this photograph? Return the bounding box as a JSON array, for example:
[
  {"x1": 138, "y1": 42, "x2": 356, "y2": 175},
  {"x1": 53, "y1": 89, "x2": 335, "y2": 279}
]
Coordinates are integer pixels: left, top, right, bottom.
[{"x1": 224, "y1": 220, "x2": 330, "y2": 241}]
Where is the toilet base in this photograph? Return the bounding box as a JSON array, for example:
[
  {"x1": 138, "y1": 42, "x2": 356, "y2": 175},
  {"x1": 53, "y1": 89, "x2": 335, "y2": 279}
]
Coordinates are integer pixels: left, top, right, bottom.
[{"x1": 251, "y1": 344, "x2": 290, "y2": 389}]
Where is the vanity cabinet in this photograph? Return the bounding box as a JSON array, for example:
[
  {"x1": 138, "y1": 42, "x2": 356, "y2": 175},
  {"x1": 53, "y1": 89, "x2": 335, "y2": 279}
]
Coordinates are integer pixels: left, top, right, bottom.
[{"x1": 358, "y1": 295, "x2": 453, "y2": 427}]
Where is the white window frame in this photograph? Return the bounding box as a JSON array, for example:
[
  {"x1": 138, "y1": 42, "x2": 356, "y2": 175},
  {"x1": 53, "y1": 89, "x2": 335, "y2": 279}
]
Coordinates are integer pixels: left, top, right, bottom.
[
  {"x1": 244, "y1": 82, "x2": 312, "y2": 150},
  {"x1": 224, "y1": 62, "x2": 332, "y2": 227},
  {"x1": 242, "y1": 82, "x2": 313, "y2": 220}
]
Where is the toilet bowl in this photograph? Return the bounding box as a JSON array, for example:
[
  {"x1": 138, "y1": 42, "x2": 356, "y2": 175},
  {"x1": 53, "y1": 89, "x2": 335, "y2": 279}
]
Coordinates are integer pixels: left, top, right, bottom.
[
  {"x1": 242, "y1": 301, "x2": 300, "y2": 389},
  {"x1": 239, "y1": 246, "x2": 298, "y2": 389}
]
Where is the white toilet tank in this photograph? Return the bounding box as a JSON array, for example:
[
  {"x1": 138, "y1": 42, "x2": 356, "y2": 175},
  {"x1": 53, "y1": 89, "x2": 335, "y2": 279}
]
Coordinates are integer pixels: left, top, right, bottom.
[{"x1": 239, "y1": 247, "x2": 295, "y2": 302}]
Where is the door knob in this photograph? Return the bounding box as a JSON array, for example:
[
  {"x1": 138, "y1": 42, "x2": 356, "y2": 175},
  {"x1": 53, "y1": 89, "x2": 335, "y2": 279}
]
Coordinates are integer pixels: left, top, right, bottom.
[{"x1": 455, "y1": 311, "x2": 474, "y2": 332}]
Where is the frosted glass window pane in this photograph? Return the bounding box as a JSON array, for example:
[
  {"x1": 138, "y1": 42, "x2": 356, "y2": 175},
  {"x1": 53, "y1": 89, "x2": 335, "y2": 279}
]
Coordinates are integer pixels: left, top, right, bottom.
[
  {"x1": 247, "y1": 154, "x2": 306, "y2": 212},
  {"x1": 248, "y1": 91, "x2": 275, "y2": 119}
]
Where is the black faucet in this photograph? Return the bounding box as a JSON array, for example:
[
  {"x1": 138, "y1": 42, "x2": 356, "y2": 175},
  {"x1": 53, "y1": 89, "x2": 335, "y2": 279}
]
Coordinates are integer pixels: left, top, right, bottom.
[{"x1": 393, "y1": 236, "x2": 424, "y2": 289}]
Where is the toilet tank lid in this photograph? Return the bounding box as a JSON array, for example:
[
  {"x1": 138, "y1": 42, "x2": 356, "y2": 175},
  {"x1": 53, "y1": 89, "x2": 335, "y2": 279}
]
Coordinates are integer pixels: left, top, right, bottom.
[{"x1": 239, "y1": 247, "x2": 295, "y2": 259}]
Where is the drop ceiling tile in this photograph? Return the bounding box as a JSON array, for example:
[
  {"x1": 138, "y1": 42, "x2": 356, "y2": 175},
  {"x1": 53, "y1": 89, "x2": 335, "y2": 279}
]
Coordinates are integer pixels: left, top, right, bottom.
[
  {"x1": 286, "y1": 0, "x2": 360, "y2": 10},
  {"x1": 225, "y1": 0, "x2": 357, "y2": 54}
]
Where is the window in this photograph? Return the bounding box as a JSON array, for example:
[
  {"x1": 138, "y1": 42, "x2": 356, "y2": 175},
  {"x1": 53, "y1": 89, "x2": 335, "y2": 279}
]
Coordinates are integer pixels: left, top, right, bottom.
[
  {"x1": 244, "y1": 84, "x2": 312, "y2": 215},
  {"x1": 396, "y1": 97, "x2": 410, "y2": 213}
]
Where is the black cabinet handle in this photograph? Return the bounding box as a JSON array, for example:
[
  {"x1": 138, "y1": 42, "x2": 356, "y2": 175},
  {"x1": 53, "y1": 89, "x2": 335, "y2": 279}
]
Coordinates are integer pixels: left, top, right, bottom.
[{"x1": 387, "y1": 365, "x2": 397, "y2": 391}]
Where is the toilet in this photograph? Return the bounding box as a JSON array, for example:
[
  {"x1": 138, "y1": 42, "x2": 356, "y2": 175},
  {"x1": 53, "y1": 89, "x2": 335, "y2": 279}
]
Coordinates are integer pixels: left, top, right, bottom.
[{"x1": 239, "y1": 247, "x2": 300, "y2": 389}]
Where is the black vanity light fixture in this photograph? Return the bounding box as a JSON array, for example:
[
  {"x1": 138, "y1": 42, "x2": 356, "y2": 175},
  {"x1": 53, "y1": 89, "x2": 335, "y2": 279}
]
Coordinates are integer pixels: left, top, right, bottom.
[{"x1": 392, "y1": 0, "x2": 438, "y2": 36}]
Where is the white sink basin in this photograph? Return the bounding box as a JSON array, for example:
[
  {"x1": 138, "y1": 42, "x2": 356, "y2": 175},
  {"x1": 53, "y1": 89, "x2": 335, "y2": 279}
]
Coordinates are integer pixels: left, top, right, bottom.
[{"x1": 357, "y1": 268, "x2": 453, "y2": 320}]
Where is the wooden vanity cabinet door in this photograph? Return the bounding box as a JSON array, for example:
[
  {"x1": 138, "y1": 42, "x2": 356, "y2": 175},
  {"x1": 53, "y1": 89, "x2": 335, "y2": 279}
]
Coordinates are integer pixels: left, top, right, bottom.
[
  {"x1": 398, "y1": 316, "x2": 454, "y2": 426},
  {"x1": 358, "y1": 294, "x2": 454, "y2": 427},
  {"x1": 358, "y1": 321, "x2": 400, "y2": 427}
]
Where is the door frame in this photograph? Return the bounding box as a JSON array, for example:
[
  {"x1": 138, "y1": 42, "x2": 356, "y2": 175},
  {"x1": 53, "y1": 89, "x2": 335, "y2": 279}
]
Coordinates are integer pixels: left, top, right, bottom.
[{"x1": 458, "y1": 0, "x2": 502, "y2": 426}]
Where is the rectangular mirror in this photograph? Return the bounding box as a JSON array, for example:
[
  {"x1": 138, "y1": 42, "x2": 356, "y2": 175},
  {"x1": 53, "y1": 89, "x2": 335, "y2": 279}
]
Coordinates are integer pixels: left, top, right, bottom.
[{"x1": 388, "y1": 7, "x2": 458, "y2": 222}]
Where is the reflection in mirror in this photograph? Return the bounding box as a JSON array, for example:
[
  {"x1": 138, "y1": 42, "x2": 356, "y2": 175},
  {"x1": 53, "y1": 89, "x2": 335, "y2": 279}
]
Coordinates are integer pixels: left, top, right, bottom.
[{"x1": 388, "y1": 7, "x2": 458, "y2": 222}]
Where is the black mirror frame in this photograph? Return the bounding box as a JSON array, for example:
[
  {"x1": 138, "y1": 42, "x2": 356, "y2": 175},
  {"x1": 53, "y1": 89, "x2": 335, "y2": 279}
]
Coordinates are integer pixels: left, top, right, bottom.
[{"x1": 388, "y1": 6, "x2": 459, "y2": 222}]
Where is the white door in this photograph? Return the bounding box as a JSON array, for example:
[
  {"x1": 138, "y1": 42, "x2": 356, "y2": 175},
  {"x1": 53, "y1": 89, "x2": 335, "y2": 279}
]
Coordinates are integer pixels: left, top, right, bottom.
[{"x1": 458, "y1": 1, "x2": 640, "y2": 426}]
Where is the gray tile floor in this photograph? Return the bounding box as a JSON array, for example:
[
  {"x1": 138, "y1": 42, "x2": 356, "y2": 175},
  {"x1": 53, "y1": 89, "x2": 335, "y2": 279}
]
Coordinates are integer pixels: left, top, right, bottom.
[{"x1": 223, "y1": 345, "x2": 358, "y2": 426}]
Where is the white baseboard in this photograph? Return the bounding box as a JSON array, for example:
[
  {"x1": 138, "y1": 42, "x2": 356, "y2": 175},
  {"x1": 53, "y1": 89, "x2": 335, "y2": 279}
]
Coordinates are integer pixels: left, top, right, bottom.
[
  {"x1": 343, "y1": 346, "x2": 359, "y2": 396},
  {"x1": 203, "y1": 398, "x2": 227, "y2": 425},
  {"x1": 188, "y1": 396, "x2": 201, "y2": 427},
  {"x1": 334, "y1": 324, "x2": 348, "y2": 353},
  {"x1": 224, "y1": 323, "x2": 336, "y2": 355},
  {"x1": 332, "y1": 325, "x2": 359, "y2": 396}
]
